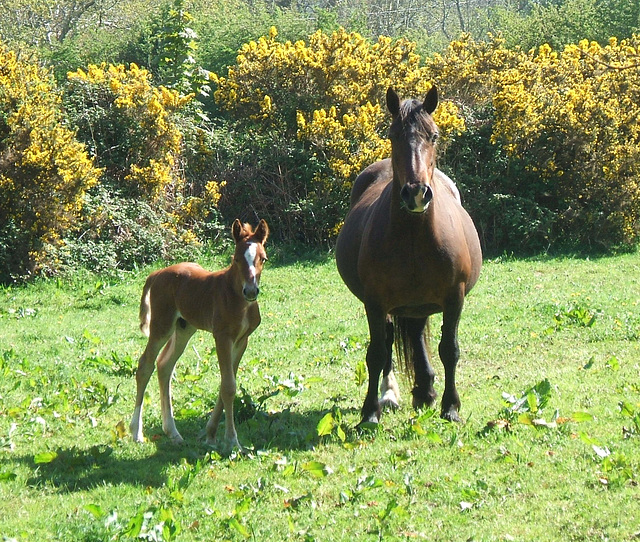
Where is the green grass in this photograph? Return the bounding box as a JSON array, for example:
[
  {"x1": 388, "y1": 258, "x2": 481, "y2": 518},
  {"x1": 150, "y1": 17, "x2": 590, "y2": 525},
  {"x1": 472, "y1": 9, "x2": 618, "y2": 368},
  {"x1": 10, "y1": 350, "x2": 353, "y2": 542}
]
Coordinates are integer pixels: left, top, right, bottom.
[{"x1": 1, "y1": 252, "x2": 639, "y2": 541}]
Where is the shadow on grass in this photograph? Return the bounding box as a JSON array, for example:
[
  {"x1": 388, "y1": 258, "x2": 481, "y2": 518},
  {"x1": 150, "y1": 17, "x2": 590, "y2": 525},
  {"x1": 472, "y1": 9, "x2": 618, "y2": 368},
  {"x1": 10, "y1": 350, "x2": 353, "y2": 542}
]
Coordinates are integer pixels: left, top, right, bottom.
[{"x1": 11, "y1": 406, "x2": 359, "y2": 493}]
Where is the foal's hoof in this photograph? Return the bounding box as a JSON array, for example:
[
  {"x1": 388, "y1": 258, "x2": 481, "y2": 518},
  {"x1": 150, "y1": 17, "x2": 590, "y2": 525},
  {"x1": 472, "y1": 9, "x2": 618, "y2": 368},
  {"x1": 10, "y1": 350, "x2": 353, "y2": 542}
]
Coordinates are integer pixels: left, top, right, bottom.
[
  {"x1": 205, "y1": 436, "x2": 248, "y2": 457},
  {"x1": 165, "y1": 432, "x2": 186, "y2": 446}
]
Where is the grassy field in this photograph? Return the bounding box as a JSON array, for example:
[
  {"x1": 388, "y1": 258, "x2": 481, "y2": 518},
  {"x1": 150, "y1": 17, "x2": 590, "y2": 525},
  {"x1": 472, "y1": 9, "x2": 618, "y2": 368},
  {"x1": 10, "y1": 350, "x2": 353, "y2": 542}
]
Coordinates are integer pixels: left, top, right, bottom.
[{"x1": 1, "y1": 250, "x2": 639, "y2": 541}]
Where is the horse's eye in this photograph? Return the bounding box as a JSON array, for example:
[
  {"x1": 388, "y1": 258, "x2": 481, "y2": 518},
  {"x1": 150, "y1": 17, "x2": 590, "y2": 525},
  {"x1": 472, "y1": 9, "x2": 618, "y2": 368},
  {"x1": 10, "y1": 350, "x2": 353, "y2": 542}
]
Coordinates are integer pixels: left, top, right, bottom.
[{"x1": 432, "y1": 133, "x2": 439, "y2": 143}]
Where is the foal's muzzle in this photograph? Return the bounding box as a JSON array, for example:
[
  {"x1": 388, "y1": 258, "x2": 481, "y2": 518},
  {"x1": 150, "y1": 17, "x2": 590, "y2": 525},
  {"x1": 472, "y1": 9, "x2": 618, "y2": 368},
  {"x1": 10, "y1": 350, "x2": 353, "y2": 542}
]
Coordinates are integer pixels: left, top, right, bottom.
[
  {"x1": 243, "y1": 285, "x2": 260, "y2": 302},
  {"x1": 401, "y1": 183, "x2": 433, "y2": 213}
]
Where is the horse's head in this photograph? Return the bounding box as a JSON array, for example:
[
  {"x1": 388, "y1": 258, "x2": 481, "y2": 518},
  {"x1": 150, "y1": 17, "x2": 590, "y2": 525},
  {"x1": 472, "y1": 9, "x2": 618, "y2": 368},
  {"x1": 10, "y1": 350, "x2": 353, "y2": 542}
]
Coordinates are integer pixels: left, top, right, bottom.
[
  {"x1": 232, "y1": 219, "x2": 269, "y2": 302},
  {"x1": 387, "y1": 86, "x2": 439, "y2": 214}
]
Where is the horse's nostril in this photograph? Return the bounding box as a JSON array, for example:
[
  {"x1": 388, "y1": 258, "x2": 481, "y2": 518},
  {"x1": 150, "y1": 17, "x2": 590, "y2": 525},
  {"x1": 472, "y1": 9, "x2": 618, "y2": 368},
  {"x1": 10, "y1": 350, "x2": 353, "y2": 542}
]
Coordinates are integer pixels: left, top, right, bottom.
[{"x1": 423, "y1": 185, "x2": 433, "y2": 203}]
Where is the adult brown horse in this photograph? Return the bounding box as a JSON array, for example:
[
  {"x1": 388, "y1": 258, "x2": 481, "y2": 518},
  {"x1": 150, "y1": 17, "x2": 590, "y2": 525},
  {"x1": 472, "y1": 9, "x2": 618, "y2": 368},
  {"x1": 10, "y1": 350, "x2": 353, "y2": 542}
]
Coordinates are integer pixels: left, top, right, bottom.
[
  {"x1": 130, "y1": 219, "x2": 269, "y2": 452},
  {"x1": 336, "y1": 86, "x2": 481, "y2": 426}
]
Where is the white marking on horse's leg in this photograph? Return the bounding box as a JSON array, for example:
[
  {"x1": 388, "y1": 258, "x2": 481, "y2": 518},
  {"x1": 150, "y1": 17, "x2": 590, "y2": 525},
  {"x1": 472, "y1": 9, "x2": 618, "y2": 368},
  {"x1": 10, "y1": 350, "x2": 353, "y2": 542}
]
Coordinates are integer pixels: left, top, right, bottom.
[
  {"x1": 130, "y1": 342, "x2": 162, "y2": 442},
  {"x1": 130, "y1": 405, "x2": 144, "y2": 442},
  {"x1": 380, "y1": 370, "x2": 401, "y2": 410}
]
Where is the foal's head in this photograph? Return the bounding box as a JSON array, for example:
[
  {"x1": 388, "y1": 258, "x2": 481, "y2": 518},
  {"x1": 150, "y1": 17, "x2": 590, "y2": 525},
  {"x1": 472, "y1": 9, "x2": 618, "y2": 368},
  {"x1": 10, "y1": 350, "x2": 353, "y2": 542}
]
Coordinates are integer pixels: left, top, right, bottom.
[
  {"x1": 386, "y1": 86, "x2": 439, "y2": 213},
  {"x1": 231, "y1": 219, "x2": 269, "y2": 302}
]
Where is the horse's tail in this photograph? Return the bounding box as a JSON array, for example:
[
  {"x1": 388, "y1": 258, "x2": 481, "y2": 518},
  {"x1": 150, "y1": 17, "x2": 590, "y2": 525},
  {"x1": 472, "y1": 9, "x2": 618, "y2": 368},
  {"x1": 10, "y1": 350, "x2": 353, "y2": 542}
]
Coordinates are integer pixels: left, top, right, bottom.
[
  {"x1": 392, "y1": 316, "x2": 431, "y2": 380},
  {"x1": 139, "y1": 278, "x2": 153, "y2": 337}
]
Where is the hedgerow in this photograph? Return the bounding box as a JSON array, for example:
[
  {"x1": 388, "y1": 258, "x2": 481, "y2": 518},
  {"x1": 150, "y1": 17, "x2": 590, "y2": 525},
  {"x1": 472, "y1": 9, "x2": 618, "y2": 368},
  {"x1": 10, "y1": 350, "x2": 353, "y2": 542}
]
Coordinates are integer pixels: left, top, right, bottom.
[
  {"x1": 0, "y1": 44, "x2": 101, "y2": 281},
  {"x1": 214, "y1": 29, "x2": 640, "y2": 250}
]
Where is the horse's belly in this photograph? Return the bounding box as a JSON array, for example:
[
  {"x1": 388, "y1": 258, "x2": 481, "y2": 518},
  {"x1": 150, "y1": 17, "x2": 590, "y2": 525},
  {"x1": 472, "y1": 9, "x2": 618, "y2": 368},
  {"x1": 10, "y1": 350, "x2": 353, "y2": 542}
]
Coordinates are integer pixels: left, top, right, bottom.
[{"x1": 389, "y1": 303, "x2": 442, "y2": 318}]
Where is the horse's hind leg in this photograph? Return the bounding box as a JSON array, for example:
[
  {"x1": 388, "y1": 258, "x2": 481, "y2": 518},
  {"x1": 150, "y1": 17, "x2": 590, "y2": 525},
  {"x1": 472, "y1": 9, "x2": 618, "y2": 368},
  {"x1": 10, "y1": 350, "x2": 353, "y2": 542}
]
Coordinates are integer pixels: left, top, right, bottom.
[
  {"x1": 406, "y1": 317, "x2": 437, "y2": 410},
  {"x1": 157, "y1": 320, "x2": 196, "y2": 444},
  {"x1": 131, "y1": 337, "x2": 167, "y2": 442},
  {"x1": 380, "y1": 318, "x2": 400, "y2": 410},
  {"x1": 439, "y1": 290, "x2": 464, "y2": 422}
]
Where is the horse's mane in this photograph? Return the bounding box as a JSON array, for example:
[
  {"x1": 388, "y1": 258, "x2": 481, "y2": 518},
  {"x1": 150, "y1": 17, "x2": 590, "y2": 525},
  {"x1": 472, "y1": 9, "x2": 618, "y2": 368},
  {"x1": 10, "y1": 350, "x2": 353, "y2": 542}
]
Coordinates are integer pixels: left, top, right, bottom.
[{"x1": 398, "y1": 99, "x2": 438, "y2": 138}]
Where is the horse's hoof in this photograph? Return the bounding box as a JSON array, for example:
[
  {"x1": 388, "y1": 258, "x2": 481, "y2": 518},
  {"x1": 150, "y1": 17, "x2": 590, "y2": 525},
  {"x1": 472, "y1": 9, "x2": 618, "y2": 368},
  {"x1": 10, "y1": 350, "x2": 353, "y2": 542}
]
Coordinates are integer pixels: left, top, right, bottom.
[
  {"x1": 379, "y1": 393, "x2": 400, "y2": 411},
  {"x1": 411, "y1": 387, "x2": 437, "y2": 409},
  {"x1": 441, "y1": 409, "x2": 461, "y2": 423}
]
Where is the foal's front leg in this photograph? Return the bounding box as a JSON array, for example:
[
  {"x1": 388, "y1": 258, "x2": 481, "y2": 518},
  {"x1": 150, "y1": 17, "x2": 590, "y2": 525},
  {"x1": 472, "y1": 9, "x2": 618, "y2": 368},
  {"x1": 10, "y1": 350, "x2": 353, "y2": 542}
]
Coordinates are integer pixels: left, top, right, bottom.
[{"x1": 205, "y1": 334, "x2": 248, "y2": 453}]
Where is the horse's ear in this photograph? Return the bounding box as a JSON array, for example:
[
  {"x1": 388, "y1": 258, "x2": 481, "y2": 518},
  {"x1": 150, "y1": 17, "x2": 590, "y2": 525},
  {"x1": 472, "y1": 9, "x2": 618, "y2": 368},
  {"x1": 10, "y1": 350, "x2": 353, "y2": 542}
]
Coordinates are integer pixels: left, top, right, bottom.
[
  {"x1": 254, "y1": 219, "x2": 269, "y2": 245},
  {"x1": 423, "y1": 85, "x2": 438, "y2": 115},
  {"x1": 386, "y1": 87, "x2": 400, "y2": 117},
  {"x1": 231, "y1": 219, "x2": 244, "y2": 242}
]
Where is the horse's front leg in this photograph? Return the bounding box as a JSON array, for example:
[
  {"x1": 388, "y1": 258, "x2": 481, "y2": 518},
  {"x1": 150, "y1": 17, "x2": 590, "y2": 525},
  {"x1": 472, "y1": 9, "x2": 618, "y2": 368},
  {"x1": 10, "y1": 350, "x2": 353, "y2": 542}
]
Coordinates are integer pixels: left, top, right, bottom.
[
  {"x1": 206, "y1": 334, "x2": 249, "y2": 453},
  {"x1": 439, "y1": 289, "x2": 464, "y2": 422},
  {"x1": 379, "y1": 317, "x2": 400, "y2": 410},
  {"x1": 360, "y1": 303, "x2": 389, "y2": 426}
]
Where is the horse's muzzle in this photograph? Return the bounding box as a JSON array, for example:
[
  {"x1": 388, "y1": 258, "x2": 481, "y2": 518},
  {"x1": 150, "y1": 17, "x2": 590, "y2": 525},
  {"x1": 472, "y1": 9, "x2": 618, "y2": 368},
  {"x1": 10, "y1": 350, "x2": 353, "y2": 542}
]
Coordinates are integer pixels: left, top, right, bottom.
[
  {"x1": 401, "y1": 183, "x2": 433, "y2": 213},
  {"x1": 243, "y1": 285, "x2": 260, "y2": 302}
]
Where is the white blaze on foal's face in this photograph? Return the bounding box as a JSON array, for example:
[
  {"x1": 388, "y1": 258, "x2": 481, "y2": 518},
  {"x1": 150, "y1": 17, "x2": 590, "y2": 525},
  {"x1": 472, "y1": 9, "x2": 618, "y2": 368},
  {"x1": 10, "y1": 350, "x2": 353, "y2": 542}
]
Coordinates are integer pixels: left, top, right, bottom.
[
  {"x1": 244, "y1": 243, "x2": 258, "y2": 281},
  {"x1": 241, "y1": 243, "x2": 261, "y2": 301}
]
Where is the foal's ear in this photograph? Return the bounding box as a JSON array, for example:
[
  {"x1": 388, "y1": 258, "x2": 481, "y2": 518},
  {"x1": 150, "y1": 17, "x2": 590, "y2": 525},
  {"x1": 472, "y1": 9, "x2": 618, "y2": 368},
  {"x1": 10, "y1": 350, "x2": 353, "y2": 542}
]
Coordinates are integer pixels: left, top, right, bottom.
[
  {"x1": 423, "y1": 85, "x2": 438, "y2": 115},
  {"x1": 386, "y1": 87, "x2": 400, "y2": 117},
  {"x1": 231, "y1": 218, "x2": 244, "y2": 242},
  {"x1": 254, "y1": 219, "x2": 269, "y2": 245}
]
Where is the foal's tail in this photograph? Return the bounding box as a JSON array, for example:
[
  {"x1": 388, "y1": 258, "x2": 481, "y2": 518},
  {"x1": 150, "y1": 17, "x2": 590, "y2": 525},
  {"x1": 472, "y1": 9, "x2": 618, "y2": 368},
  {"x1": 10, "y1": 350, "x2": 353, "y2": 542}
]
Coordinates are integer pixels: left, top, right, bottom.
[
  {"x1": 393, "y1": 316, "x2": 431, "y2": 380},
  {"x1": 139, "y1": 279, "x2": 153, "y2": 338}
]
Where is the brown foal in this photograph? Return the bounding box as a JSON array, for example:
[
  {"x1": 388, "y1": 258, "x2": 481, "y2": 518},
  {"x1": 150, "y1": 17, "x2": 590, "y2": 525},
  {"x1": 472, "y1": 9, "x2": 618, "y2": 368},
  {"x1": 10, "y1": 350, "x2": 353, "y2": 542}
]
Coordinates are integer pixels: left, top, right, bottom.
[{"x1": 130, "y1": 219, "x2": 269, "y2": 452}]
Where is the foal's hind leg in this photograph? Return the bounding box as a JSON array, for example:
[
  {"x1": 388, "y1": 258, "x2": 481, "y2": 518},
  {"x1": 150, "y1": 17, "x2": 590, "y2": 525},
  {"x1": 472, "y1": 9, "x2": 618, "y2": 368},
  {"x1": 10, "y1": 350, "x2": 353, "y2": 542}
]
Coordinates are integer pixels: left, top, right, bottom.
[
  {"x1": 405, "y1": 317, "x2": 437, "y2": 410},
  {"x1": 157, "y1": 321, "x2": 196, "y2": 444},
  {"x1": 439, "y1": 290, "x2": 464, "y2": 422},
  {"x1": 130, "y1": 337, "x2": 168, "y2": 442},
  {"x1": 380, "y1": 318, "x2": 400, "y2": 410}
]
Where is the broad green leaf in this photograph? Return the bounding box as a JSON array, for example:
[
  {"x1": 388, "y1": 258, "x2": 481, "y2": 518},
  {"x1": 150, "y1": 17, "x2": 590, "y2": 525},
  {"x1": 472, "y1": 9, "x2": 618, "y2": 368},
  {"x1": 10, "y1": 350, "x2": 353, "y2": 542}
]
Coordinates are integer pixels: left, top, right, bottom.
[
  {"x1": 619, "y1": 401, "x2": 635, "y2": 417},
  {"x1": 606, "y1": 356, "x2": 620, "y2": 371},
  {"x1": 301, "y1": 460, "x2": 329, "y2": 478},
  {"x1": 424, "y1": 431, "x2": 443, "y2": 444},
  {"x1": 83, "y1": 504, "x2": 105, "y2": 518},
  {"x1": 517, "y1": 413, "x2": 534, "y2": 426},
  {"x1": 34, "y1": 451, "x2": 58, "y2": 464},
  {"x1": 316, "y1": 412, "x2": 334, "y2": 437},
  {"x1": 579, "y1": 431, "x2": 601, "y2": 446},
  {"x1": 571, "y1": 411, "x2": 594, "y2": 422},
  {"x1": 0, "y1": 471, "x2": 17, "y2": 482},
  {"x1": 228, "y1": 517, "x2": 250, "y2": 538},
  {"x1": 355, "y1": 360, "x2": 367, "y2": 387}
]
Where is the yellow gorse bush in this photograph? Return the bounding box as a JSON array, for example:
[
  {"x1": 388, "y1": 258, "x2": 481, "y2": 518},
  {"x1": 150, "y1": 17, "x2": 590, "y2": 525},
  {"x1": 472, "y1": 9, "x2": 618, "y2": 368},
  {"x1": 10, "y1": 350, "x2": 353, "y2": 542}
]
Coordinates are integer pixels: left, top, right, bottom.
[
  {"x1": 214, "y1": 27, "x2": 465, "y2": 186},
  {"x1": 492, "y1": 35, "x2": 640, "y2": 244},
  {"x1": 0, "y1": 43, "x2": 101, "y2": 276},
  {"x1": 67, "y1": 63, "x2": 190, "y2": 201}
]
